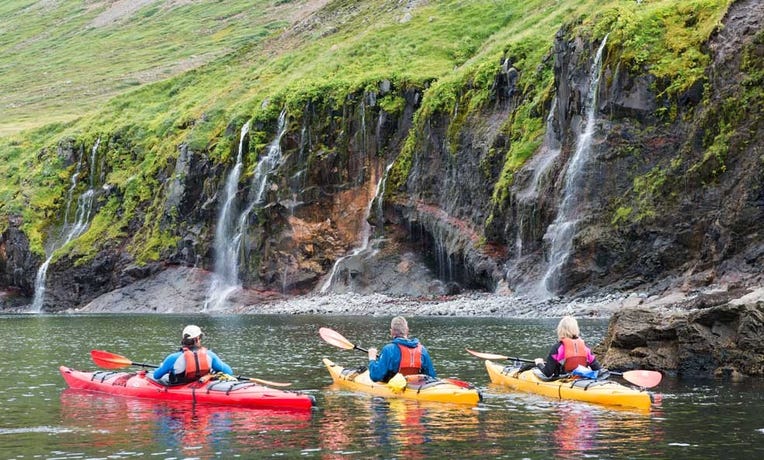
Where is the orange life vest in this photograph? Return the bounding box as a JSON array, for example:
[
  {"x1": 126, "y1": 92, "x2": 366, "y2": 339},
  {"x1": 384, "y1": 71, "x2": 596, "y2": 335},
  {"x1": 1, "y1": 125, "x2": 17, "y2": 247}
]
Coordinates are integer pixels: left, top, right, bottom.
[
  {"x1": 561, "y1": 337, "x2": 588, "y2": 372},
  {"x1": 397, "y1": 343, "x2": 424, "y2": 375},
  {"x1": 182, "y1": 346, "x2": 211, "y2": 381}
]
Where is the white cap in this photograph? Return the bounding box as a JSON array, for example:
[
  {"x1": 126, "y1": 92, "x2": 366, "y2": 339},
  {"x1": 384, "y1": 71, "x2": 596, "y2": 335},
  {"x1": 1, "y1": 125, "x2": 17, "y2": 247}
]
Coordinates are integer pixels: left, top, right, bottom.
[{"x1": 182, "y1": 325, "x2": 203, "y2": 339}]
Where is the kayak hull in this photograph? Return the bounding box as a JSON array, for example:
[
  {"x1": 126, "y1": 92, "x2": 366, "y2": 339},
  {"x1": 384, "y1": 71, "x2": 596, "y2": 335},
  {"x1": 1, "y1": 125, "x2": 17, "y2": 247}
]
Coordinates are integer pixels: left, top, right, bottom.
[
  {"x1": 60, "y1": 366, "x2": 314, "y2": 410},
  {"x1": 485, "y1": 360, "x2": 652, "y2": 410},
  {"x1": 322, "y1": 358, "x2": 481, "y2": 405}
]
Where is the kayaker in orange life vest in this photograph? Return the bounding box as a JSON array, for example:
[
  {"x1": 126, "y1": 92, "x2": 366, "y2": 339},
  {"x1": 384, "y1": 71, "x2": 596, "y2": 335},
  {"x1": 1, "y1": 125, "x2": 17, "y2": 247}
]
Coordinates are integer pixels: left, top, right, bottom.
[
  {"x1": 153, "y1": 325, "x2": 234, "y2": 384},
  {"x1": 367, "y1": 316, "x2": 437, "y2": 382},
  {"x1": 534, "y1": 316, "x2": 602, "y2": 378}
]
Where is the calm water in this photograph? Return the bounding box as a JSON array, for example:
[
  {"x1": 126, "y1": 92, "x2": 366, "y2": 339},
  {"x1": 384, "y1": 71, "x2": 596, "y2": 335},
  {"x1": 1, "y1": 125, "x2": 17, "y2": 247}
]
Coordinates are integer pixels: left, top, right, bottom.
[{"x1": 1, "y1": 313, "x2": 762, "y2": 459}]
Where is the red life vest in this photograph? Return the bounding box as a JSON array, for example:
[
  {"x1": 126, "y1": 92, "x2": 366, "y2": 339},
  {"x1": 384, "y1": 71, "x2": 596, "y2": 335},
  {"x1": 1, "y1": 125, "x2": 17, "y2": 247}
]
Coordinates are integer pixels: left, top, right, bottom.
[
  {"x1": 397, "y1": 343, "x2": 424, "y2": 375},
  {"x1": 561, "y1": 337, "x2": 588, "y2": 372},
  {"x1": 182, "y1": 346, "x2": 211, "y2": 381}
]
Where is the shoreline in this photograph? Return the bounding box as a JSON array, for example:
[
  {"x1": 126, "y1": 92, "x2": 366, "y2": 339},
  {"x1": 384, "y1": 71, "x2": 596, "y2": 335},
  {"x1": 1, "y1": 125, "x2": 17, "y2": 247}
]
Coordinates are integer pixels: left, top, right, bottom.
[{"x1": 3, "y1": 264, "x2": 762, "y2": 318}]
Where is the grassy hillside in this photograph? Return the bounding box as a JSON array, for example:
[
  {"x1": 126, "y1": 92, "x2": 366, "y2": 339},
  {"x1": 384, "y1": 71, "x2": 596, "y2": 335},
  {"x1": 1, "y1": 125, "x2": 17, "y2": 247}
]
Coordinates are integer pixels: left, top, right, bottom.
[
  {"x1": 0, "y1": 0, "x2": 307, "y2": 136},
  {"x1": 0, "y1": 0, "x2": 732, "y2": 262}
]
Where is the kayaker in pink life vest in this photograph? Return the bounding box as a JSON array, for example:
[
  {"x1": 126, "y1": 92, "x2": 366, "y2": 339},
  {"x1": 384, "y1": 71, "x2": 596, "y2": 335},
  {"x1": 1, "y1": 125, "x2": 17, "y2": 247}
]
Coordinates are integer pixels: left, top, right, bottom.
[
  {"x1": 153, "y1": 325, "x2": 234, "y2": 384},
  {"x1": 367, "y1": 316, "x2": 437, "y2": 382},
  {"x1": 534, "y1": 316, "x2": 602, "y2": 378}
]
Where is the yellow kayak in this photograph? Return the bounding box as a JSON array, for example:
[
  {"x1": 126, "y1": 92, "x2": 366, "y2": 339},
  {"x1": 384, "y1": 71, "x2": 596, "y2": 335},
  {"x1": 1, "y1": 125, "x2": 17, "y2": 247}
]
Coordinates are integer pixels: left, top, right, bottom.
[
  {"x1": 485, "y1": 360, "x2": 653, "y2": 410},
  {"x1": 322, "y1": 358, "x2": 481, "y2": 405}
]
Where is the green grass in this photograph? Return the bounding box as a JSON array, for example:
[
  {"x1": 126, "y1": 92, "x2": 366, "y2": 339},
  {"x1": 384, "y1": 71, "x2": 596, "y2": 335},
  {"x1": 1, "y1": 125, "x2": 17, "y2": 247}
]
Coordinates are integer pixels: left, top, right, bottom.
[
  {"x1": 0, "y1": 0, "x2": 736, "y2": 261},
  {"x1": 0, "y1": 0, "x2": 291, "y2": 135}
]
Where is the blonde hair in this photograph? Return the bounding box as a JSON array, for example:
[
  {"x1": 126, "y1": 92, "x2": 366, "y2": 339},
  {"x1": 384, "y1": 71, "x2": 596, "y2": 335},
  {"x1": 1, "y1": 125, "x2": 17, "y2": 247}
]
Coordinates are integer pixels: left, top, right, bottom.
[
  {"x1": 556, "y1": 316, "x2": 580, "y2": 340},
  {"x1": 390, "y1": 316, "x2": 409, "y2": 338}
]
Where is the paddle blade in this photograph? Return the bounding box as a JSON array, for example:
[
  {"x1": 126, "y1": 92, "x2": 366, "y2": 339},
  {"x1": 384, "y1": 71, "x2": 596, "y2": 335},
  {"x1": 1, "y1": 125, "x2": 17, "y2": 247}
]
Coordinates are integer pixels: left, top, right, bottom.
[
  {"x1": 622, "y1": 370, "x2": 662, "y2": 388},
  {"x1": 319, "y1": 327, "x2": 356, "y2": 351},
  {"x1": 91, "y1": 350, "x2": 132, "y2": 369},
  {"x1": 465, "y1": 348, "x2": 510, "y2": 361}
]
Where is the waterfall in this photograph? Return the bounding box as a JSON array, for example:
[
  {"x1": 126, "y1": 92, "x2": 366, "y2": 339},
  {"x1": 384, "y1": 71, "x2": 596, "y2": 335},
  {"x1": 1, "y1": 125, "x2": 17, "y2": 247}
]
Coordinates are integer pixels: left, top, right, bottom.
[
  {"x1": 513, "y1": 96, "x2": 560, "y2": 258},
  {"x1": 516, "y1": 96, "x2": 560, "y2": 202},
  {"x1": 205, "y1": 110, "x2": 287, "y2": 311},
  {"x1": 248, "y1": 109, "x2": 288, "y2": 206},
  {"x1": 539, "y1": 35, "x2": 608, "y2": 296},
  {"x1": 204, "y1": 122, "x2": 250, "y2": 311},
  {"x1": 320, "y1": 161, "x2": 395, "y2": 293},
  {"x1": 32, "y1": 139, "x2": 100, "y2": 312}
]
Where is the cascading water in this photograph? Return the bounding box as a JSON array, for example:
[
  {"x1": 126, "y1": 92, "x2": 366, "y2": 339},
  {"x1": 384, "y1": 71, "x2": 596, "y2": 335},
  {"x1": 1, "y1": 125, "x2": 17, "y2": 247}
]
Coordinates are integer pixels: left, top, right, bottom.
[
  {"x1": 204, "y1": 110, "x2": 287, "y2": 311},
  {"x1": 539, "y1": 35, "x2": 608, "y2": 296},
  {"x1": 204, "y1": 122, "x2": 250, "y2": 311},
  {"x1": 514, "y1": 96, "x2": 560, "y2": 258},
  {"x1": 320, "y1": 161, "x2": 395, "y2": 293},
  {"x1": 516, "y1": 96, "x2": 560, "y2": 203},
  {"x1": 247, "y1": 109, "x2": 288, "y2": 207},
  {"x1": 31, "y1": 138, "x2": 100, "y2": 312}
]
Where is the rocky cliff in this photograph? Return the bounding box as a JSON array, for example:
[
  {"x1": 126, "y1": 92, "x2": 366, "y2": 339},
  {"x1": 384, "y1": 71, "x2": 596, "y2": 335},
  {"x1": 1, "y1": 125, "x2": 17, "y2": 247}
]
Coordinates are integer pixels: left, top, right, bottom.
[{"x1": 0, "y1": 0, "x2": 762, "y2": 315}]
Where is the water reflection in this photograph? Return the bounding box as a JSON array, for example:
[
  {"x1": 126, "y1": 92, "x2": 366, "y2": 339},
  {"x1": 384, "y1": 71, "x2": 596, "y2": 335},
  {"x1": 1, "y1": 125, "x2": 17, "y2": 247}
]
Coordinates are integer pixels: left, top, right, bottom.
[
  {"x1": 553, "y1": 405, "x2": 599, "y2": 455},
  {"x1": 2, "y1": 315, "x2": 763, "y2": 458},
  {"x1": 320, "y1": 388, "x2": 480, "y2": 458},
  {"x1": 59, "y1": 389, "x2": 314, "y2": 457}
]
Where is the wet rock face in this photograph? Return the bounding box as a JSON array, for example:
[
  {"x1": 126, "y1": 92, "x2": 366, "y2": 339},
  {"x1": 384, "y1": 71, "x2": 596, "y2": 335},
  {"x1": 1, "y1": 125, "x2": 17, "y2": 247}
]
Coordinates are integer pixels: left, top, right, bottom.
[
  {"x1": 512, "y1": 0, "x2": 764, "y2": 296},
  {"x1": 598, "y1": 301, "x2": 764, "y2": 378},
  {"x1": 4, "y1": 3, "x2": 763, "y2": 308},
  {"x1": 0, "y1": 216, "x2": 38, "y2": 299}
]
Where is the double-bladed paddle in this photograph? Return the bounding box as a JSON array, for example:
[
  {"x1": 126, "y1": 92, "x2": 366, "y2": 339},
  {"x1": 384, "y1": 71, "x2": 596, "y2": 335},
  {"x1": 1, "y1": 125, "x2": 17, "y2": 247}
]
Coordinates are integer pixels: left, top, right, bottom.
[
  {"x1": 318, "y1": 326, "x2": 369, "y2": 353},
  {"x1": 319, "y1": 327, "x2": 473, "y2": 389},
  {"x1": 90, "y1": 350, "x2": 292, "y2": 387},
  {"x1": 465, "y1": 348, "x2": 662, "y2": 388}
]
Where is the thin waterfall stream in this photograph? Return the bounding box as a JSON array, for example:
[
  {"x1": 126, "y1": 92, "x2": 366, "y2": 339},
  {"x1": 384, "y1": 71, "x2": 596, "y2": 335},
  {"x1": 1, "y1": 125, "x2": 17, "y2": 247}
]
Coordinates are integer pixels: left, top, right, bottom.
[
  {"x1": 205, "y1": 110, "x2": 287, "y2": 310},
  {"x1": 32, "y1": 138, "x2": 101, "y2": 312},
  {"x1": 205, "y1": 122, "x2": 251, "y2": 311},
  {"x1": 539, "y1": 35, "x2": 608, "y2": 296},
  {"x1": 320, "y1": 162, "x2": 395, "y2": 293}
]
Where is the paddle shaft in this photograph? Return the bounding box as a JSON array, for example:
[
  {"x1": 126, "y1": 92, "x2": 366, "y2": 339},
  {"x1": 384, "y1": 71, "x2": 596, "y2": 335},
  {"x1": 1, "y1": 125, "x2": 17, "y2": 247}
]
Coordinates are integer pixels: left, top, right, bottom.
[
  {"x1": 90, "y1": 350, "x2": 291, "y2": 386},
  {"x1": 127, "y1": 360, "x2": 276, "y2": 382},
  {"x1": 465, "y1": 348, "x2": 661, "y2": 388},
  {"x1": 135, "y1": 362, "x2": 284, "y2": 385},
  {"x1": 486, "y1": 356, "x2": 627, "y2": 375}
]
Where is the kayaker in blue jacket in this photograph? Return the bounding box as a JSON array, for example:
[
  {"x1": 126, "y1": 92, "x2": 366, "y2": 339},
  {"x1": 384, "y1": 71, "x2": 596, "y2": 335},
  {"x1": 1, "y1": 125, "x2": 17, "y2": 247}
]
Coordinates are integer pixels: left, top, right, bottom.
[
  {"x1": 153, "y1": 325, "x2": 234, "y2": 384},
  {"x1": 367, "y1": 316, "x2": 437, "y2": 382}
]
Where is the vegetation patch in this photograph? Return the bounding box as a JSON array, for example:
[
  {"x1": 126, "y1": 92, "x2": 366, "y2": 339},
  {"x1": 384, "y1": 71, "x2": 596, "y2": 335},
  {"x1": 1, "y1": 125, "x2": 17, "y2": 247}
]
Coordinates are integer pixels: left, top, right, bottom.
[{"x1": 0, "y1": 0, "x2": 737, "y2": 269}]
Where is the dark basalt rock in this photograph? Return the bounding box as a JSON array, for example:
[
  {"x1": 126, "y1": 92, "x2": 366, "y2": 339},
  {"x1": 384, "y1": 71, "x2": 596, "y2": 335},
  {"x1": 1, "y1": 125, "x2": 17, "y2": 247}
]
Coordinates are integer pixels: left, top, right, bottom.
[{"x1": 597, "y1": 299, "x2": 764, "y2": 378}]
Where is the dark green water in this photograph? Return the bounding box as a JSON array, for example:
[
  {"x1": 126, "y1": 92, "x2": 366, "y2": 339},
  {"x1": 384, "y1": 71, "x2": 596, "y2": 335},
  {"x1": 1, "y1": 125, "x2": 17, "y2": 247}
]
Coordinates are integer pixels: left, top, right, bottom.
[{"x1": 1, "y1": 313, "x2": 762, "y2": 459}]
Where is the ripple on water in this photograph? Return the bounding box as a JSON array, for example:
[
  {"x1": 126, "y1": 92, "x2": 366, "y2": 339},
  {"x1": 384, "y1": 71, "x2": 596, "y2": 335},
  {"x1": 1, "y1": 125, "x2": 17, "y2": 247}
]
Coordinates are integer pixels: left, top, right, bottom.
[{"x1": 0, "y1": 426, "x2": 73, "y2": 435}]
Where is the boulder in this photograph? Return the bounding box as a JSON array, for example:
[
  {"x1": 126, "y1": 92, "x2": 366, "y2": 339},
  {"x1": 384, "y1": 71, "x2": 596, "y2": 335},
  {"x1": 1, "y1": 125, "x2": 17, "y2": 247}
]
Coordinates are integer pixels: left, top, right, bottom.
[{"x1": 598, "y1": 301, "x2": 764, "y2": 378}]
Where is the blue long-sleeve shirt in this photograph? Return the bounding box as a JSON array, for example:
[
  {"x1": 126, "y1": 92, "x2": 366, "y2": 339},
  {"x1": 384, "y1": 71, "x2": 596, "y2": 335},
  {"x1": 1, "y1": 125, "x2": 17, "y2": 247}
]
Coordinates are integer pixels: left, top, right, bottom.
[
  {"x1": 152, "y1": 348, "x2": 233, "y2": 380},
  {"x1": 368, "y1": 337, "x2": 437, "y2": 382}
]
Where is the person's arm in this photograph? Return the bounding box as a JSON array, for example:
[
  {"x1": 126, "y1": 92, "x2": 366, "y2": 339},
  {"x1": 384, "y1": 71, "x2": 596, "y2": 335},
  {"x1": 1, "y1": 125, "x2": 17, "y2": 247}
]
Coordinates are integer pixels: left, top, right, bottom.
[
  {"x1": 421, "y1": 346, "x2": 437, "y2": 378},
  {"x1": 368, "y1": 344, "x2": 396, "y2": 382},
  {"x1": 536, "y1": 343, "x2": 563, "y2": 377},
  {"x1": 153, "y1": 352, "x2": 179, "y2": 379},
  {"x1": 207, "y1": 350, "x2": 234, "y2": 375},
  {"x1": 586, "y1": 346, "x2": 601, "y2": 370}
]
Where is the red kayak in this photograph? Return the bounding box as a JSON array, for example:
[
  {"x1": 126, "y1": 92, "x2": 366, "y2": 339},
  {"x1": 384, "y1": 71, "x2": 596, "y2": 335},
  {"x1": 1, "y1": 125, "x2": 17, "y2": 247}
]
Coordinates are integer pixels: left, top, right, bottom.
[{"x1": 59, "y1": 366, "x2": 315, "y2": 411}]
